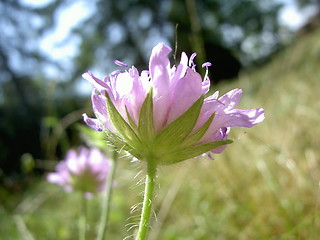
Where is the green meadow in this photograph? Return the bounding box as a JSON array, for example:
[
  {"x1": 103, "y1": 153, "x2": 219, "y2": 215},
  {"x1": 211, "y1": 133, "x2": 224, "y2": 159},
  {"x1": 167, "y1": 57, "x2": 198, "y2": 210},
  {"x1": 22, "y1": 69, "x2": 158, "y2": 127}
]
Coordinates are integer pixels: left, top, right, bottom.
[{"x1": 1, "y1": 28, "x2": 320, "y2": 239}]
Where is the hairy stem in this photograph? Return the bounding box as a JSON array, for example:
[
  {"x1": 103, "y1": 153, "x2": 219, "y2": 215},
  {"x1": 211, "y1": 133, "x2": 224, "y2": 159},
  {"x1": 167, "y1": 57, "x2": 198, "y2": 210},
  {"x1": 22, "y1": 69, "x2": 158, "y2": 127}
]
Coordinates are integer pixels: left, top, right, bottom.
[{"x1": 135, "y1": 162, "x2": 157, "y2": 240}]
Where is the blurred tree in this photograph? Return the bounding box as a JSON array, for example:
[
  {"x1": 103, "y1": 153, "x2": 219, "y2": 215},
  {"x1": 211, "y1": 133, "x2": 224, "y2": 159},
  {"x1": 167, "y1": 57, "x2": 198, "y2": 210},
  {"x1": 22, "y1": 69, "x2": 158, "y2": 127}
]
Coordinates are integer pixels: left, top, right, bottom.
[
  {"x1": 0, "y1": 0, "x2": 46, "y2": 174},
  {"x1": 0, "y1": 0, "x2": 84, "y2": 177},
  {"x1": 294, "y1": 0, "x2": 320, "y2": 34},
  {"x1": 171, "y1": 0, "x2": 284, "y2": 80},
  {"x1": 72, "y1": 0, "x2": 284, "y2": 83},
  {"x1": 296, "y1": 0, "x2": 320, "y2": 9}
]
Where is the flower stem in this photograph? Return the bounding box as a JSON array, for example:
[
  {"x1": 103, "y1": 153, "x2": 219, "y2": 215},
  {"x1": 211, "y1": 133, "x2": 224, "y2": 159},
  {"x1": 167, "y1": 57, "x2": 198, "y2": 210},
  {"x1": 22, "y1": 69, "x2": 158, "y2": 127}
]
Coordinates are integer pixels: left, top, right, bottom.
[
  {"x1": 79, "y1": 194, "x2": 87, "y2": 240},
  {"x1": 96, "y1": 150, "x2": 118, "y2": 240},
  {"x1": 135, "y1": 162, "x2": 157, "y2": 240}
]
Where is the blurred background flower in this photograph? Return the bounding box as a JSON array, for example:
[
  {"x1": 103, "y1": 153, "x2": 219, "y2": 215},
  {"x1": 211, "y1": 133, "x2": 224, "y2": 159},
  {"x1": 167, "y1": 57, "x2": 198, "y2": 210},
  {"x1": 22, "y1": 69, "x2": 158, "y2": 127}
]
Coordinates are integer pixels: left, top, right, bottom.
[{"x1": 47, "y1": 147, "x2": 111, "y2": 198}]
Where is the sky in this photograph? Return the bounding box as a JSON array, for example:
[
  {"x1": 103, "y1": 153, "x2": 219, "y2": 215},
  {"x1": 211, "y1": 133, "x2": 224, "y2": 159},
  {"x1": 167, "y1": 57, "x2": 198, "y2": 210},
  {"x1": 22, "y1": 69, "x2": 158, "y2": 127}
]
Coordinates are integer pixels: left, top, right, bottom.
[{"x1": 278, "y1": 0, "x2": 318, "y2": 29}]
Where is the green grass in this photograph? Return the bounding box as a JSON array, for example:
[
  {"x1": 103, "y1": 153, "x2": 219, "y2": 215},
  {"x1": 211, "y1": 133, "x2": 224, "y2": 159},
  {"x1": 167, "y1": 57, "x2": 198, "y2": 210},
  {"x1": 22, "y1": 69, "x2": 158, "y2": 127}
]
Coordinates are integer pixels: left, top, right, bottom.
[{"x1": 1, "y1": 28, "x2": 320, "y2": 239}]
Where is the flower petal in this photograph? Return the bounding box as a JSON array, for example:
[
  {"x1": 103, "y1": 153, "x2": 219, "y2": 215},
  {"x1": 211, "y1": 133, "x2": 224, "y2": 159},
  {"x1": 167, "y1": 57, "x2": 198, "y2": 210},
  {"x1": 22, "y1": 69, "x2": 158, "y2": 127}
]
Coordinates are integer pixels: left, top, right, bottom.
[
  {"x1": 218, "y1": 88, "x2": 243, "y2": 110},
  {"x1": 149, "y1": 43, "x2": 172, "y2": 131},
  {"x1": 91, "y1": 90, "x2": 115, "y2": 132},
  {"x1": 82, "y1": 114, "x2": 103, "y2": 131},
  {"x1": 167, "y1": 68, "x2": 203, "y2": 124},
  {"x1": 208, "y1": 127, "x2": 230, "y2": 154},
  {"x1": 149, "y1": 43, "x2": 172, "y2": 88},
  {"x1": 47, "y1": 173, "x2": 64, "y2": 185},
  {"x1": 194, "y1": 97, "x2": 224, "y2": 132},
  {"x1": 225, "y1": 108, "x2": 265, "y2": 127},
  {"x1": 82, "y1": 72, "x2": 109, "y2": 92},
  {"x1": 126, "y1": 66, "x2": 148, "y2": 124},
  {"x1": 170, "y1": 52, "x2": 189, "y2": 87}
]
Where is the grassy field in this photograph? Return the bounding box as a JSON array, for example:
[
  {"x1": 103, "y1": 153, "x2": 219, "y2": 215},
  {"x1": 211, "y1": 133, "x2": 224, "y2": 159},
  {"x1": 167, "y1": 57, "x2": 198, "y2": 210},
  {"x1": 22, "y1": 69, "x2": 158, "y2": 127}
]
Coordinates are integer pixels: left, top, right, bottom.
[{"x1": 1, "y1": 27, "x2": 320, "y2": 239}]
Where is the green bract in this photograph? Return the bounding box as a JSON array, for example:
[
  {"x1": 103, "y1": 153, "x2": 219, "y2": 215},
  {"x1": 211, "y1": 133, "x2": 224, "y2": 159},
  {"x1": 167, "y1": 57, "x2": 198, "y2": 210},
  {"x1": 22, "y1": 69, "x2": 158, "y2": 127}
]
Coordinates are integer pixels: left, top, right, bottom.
[{"x1": 104, "y1": 91, "x2": 233, "y2": 165}]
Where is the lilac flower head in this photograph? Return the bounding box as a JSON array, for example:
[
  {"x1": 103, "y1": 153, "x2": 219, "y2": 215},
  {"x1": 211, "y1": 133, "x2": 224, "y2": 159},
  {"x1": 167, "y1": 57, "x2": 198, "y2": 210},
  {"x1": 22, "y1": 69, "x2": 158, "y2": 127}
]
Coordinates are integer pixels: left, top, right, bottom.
[
  {"x1": 83, "y1": 43, "x2": 264, "y2": 164},
  {"x1": 47, "y1": 147, "x2": 110, "y2": 198}
]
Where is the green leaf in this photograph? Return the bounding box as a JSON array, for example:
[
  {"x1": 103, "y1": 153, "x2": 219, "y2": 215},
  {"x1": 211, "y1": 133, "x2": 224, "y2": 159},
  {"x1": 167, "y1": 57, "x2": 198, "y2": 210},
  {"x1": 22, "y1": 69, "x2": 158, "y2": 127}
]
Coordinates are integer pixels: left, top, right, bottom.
[
  {"x1": 155, "y1": 95, "x2": 204, "y2": 149},
  {"x1": 125, "y1": 106, "x2": 138, "y2": 132},
  {"x1": 138, "y1": 90, "x2": 155, "y2": 143},
  {"x1": 182, "y1": 113, "x2": 216, "y2": 147},
  {"x1": 161, "y1": 139, "x2": 233, "y2": 165},
  {"x1": 105, "y1": 94, "x2": 141, "y2": 149}
]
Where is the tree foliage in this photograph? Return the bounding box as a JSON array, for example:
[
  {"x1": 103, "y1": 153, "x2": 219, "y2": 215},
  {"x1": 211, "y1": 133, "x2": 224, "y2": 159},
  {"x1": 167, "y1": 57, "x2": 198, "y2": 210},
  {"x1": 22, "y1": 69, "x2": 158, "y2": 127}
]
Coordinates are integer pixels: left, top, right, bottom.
[{"x1": 72, "y1": 0, "x2": 284, "y2": 81}]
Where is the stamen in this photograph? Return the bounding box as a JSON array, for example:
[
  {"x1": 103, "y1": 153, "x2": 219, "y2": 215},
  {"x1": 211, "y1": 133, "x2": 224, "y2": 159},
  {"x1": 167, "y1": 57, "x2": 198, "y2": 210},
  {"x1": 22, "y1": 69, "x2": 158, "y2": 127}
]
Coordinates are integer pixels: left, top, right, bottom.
[
  {"x1": 110, "y1": 70, "x2": 122, "y2": 75},
  {"x1": 202, "y1": 62, "x2": 212, "y2": 82},
  {"x1": 114, "y1": 60, "x2": 128, "y2": 67},
  {"x1": 189, "y1": 53, "x2": 197, "y2": 67},
  {"x1": 201, "y1": 62, "x2": 212, "y2": 68}
]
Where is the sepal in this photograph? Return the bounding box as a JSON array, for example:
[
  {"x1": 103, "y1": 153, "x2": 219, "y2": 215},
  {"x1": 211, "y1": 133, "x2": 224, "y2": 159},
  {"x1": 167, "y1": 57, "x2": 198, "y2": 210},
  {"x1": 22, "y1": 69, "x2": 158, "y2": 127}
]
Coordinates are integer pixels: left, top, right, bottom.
[
  {"x1": 160, "y1": 139, "x2": 233, "y2": 165},
  {"x1": 138, "y1": 90, "x2": 155, "y2": 145},
  {"x1": 102, "y1": 92, "x2": 233, "y2": 165},
  {"x1": 154, "y1": 95, "x2": 204, "y2": 149},
  {"x1": 105, "y1": 93, "x2": 141, "y2": 150},
  {"x1": 182, "y1": 113, "x2": 216, "y2": 147}
]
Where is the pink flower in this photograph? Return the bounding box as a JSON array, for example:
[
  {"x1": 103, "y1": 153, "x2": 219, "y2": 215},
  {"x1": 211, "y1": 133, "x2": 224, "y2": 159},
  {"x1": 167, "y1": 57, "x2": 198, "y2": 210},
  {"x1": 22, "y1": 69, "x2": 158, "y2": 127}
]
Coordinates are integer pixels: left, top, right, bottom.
[
  {"x1": 47, "y1": 147, "x2": 110, "y2": 198},
  {"x1": 83, "y1": 43, "x2": 264, "y2": 164}
]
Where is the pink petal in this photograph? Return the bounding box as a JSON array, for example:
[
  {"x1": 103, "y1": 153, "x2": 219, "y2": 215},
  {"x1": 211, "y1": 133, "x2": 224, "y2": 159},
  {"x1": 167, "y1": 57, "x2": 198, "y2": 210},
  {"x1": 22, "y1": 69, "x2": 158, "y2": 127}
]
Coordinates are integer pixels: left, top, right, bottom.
[
  {"x1": 82, "y1": 114, "x2": 103, "y2": 131},
  {"x1": 91, "y1": 91, "x2": 115, "y2": 132},
  {"x1": 225, "y1": 108, "x2": 265, "y2": 127},
  {"x1": 209, "y1": 127, "x2": 230, "y2": 154},
  {"x1": 170, "y1": 52, "x2": 189, "y2": 87},
  {"x1": 149, "y1": 43, "x2": 172, "y2": 131},
  {"x1": 47, "y1": 173, "x2": 65, "y2": 185},
  {"x1": 193, "y1": 97, "x2": 224, "y2": 132},
  {"x1": 167, "y1": 68, "x2": 203, "y2": 124},
  {"x1": 82, "y1": 72, "x2": 109, "y2": 92},
  {"x1": 218, "y1": 88, "x2": 243, "y2": 110}
]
